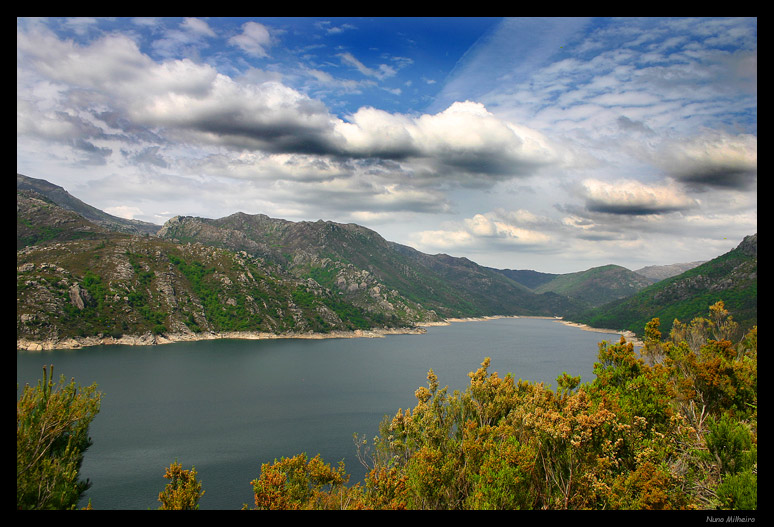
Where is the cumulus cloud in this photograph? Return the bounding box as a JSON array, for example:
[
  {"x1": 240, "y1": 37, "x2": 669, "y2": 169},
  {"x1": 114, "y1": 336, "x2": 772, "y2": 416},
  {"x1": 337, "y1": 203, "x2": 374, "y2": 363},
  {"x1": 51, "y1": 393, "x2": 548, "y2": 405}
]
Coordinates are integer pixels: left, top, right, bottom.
[
  {"x1": 413, "y1": 209, "x2": 554, "y2": 254},
  {"x1": 18, "y1": 25, "x2": 566, "y2": 194},
  {"x1": 228, "y1": 21, "x2": 273, "y2": 57},
  {"x1": 655, "y1": 131, "x2": 757, "y2": 190},
  {"x1": 578, "y1": 178, "x2": 698, "y2": 215},
  {"x1": 335, "y1": 101, "x2": 564, "y2": 185}
]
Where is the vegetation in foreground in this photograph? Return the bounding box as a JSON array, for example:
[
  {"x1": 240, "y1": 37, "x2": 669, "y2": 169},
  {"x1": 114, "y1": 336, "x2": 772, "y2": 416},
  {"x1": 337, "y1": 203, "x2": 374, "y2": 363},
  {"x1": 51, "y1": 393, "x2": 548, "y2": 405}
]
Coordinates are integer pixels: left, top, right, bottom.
[{"x1": 17, "y1": 302, "x2": 756, "y2": 510}]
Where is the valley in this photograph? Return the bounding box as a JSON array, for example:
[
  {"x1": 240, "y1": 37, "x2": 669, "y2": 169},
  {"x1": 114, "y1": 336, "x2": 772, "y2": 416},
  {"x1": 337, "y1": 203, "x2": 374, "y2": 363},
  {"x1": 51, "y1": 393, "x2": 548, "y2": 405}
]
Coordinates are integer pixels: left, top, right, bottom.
[{"x1": 17, "y1": 174, "x2": 756, "y2": 350}]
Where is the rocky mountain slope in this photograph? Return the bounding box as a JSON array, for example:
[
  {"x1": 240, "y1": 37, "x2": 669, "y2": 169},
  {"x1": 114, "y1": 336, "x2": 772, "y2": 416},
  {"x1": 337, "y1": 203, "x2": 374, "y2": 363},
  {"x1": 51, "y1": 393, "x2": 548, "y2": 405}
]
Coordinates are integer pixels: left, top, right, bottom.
[
  {"x1": 17, "y1": 191, "x2": 439, "y2": 349},
  {"x1": 17, "y1": 174, "x2": 160, "y2": 236},
  {"x1": 158, "y1": 213, "x2": 577, "y2": 319}
]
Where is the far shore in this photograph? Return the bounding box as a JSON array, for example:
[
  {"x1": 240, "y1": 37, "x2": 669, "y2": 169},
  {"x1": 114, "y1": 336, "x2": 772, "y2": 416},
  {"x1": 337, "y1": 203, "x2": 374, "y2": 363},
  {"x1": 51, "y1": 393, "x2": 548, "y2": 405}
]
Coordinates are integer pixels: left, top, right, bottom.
[
  {"x1": 419, "y1": 315, "x2": 643, "y2": 346},
  {"x1": 17, "y1": 314, "x2": 642, "y2": 352}
]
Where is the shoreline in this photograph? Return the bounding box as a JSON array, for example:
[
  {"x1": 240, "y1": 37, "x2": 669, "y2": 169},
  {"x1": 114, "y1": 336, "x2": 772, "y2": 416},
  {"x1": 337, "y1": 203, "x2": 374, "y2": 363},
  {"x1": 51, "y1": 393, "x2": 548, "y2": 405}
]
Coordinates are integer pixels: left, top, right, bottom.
[
  {"x1": 421, "y1": 315, "x2": 643, "y2": 346},
  {"x1": 17, "y1": 315, "x2": 642, "y2": 352},
  {"x1": 16, "y1": 326, "x2": 428, "y2": 351},
  {"x1": 556, "y1": 320, "x2": 643, "y2": 347}
]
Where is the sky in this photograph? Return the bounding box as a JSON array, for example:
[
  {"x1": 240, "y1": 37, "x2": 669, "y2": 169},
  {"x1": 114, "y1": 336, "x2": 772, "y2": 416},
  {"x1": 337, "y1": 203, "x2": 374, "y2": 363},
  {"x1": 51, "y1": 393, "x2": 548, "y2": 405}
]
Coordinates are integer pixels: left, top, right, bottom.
[{"x1": 17, "y1": 17, "x2": 757, "y2": 273}]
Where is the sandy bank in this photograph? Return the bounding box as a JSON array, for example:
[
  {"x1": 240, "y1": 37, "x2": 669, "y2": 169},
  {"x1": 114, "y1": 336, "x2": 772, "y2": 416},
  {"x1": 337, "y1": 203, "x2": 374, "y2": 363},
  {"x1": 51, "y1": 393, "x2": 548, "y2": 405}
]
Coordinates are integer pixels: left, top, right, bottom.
[
  {"x1": 557, "y1": 321, "x2": 643, "y2": 347},
  {"x1": 18, "y1": 316, "x2": 642, "y2": 352},
  {"x1": 420, "y1": 315, "x2": 643, "y2": 346},
  {"x1": 16, "y1": 326, "x2": 428, "y2": 351}
]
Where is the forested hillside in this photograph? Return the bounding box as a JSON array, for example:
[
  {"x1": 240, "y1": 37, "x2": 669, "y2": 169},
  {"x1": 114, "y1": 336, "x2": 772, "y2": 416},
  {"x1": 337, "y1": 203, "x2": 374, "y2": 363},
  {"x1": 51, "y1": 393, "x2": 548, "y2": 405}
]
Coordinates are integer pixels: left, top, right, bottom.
[{"x1": 570, "y1": 235, "x2": 757, "y2": 338}]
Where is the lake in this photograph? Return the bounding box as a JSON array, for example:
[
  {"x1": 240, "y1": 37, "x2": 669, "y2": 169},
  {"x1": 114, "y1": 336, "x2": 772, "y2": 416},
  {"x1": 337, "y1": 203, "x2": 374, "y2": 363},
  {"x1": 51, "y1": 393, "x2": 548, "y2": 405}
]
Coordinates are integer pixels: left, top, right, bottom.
[{"x1": 16, "y1": 317, "x2": 627, "y2": 510}]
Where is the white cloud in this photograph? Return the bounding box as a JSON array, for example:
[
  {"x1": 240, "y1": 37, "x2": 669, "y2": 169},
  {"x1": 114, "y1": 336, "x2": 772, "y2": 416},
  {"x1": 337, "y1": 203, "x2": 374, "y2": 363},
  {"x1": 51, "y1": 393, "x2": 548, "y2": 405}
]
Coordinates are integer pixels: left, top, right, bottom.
[
  {"x1": 338, "y1": 52, "x2": 396, "y2": 80},
  {"x1": 413, "y1": 209, "x2": 554, "y2": 256},
  {"x1": 228, "y1": 21, "x2": 273, "y2": 57},
  {"x1": 16, "y1": 18, "x2": 756, "y2": 273},
  {"x1": 335, "y1": 101, "x2": 566, "y2": 185},
  {"x1": 578, "y1": 178, "x2": 698, "y2": 215},
  {"x1": 181, "y1": 17, "x2": 216, "y2": 37},
  {"x1": 655, "y1": 130, "x2": 757, "y2": 190},
  {"x1": 104, "y1": 205, "x2": 144, "y2": 220}
]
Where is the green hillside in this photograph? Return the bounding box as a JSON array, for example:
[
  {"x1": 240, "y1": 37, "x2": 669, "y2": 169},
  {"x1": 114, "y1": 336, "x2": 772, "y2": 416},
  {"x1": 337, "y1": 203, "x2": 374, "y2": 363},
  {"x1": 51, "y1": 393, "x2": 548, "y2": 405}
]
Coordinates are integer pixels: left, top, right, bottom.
[
  {"x1": 570, "y1": 235, "x2": 757, "y2": 337},
  {"x1": 533, "y1": 264, "x2": 655, "y2": 308}
]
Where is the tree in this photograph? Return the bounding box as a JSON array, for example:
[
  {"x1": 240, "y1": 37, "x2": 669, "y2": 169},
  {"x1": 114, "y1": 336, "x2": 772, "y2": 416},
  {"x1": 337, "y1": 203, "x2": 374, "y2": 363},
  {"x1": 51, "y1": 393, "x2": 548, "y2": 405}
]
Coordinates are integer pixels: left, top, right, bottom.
[
  {"x1": 249, "y1": 453, "x2": 352, "y2": 510},
  {"x1": 158, "y1": 461, "x2": 205, "y2": 510},
  {"x1": 17, "y1": 365, "x2": 102, "y2": 510}
]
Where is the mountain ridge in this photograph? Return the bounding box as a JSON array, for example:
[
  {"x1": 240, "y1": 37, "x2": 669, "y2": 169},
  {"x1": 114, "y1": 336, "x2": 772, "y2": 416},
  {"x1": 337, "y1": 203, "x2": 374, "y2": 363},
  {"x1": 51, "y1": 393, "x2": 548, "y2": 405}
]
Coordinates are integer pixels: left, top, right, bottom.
[
  {"x1": 17, "y1": 174, "x2": 160, "y2": 236},
  {"x1": 17, "y1": 173, "x2": 756, "y2": 347},
  {"x1": 158, "y1": 212, "x2": 576, "y2": 319}
]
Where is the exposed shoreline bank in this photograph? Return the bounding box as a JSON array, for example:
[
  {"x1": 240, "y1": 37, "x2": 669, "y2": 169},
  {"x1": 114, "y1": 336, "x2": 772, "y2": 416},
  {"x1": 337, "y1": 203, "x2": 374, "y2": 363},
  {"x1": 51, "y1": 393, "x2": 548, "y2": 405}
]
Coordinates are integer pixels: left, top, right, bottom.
[
  {"x1": 17, "y1": 315, "x2": 641, "y2": 351},
  {"x1": 16, "y1": 326, "x2": 428, "y2": 351},
  {"x1": 420, "y1": 315, "x2": 643, "y2": 346}
]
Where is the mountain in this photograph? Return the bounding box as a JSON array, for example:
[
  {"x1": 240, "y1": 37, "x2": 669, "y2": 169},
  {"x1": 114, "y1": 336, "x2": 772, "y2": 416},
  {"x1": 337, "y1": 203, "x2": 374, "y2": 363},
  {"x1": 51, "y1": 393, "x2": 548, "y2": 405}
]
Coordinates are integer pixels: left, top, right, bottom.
[
  {"x1": 17, "y1": 174, "x2": 756, "y2": 348},
  {"x1": 18, "y1": 178, "x2": 573, "y2": 349},
  {"x1": 17, "y1": 174, "x2": 160, "y2": 236},
  {"x1": 570, "y1": 234, "x2": 757, "y2": 337},
  {"x1": 18, "y1": 206, "x2": 435, "y2": 349},
  {"x1": 492, "y1": 265, "x2": 657, "y2": 310},
  {"x1": 157, "y1": 213, "x2": 577, "y2": 319},
  {"x1": 529, "y1": 265, "x2": 655, "y2": 309},
  {"x1": 634, "y1": 261, "x2": 706, "y2": 282}
]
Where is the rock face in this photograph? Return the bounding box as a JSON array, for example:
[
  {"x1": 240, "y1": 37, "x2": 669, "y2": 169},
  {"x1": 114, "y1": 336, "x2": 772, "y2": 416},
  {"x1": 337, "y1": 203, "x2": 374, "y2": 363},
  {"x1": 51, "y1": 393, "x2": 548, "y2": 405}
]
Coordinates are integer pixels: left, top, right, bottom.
[{"x1": 68, "y1": 283, "x2": 91, "y2": 310}]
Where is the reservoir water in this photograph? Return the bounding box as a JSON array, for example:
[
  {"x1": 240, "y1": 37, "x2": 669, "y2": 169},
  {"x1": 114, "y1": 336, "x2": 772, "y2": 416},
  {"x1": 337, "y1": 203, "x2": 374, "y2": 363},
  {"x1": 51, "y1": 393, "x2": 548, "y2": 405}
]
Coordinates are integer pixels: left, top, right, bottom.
[{"x1": 17, "y1": 317, "x2": 627, "y2": 510}]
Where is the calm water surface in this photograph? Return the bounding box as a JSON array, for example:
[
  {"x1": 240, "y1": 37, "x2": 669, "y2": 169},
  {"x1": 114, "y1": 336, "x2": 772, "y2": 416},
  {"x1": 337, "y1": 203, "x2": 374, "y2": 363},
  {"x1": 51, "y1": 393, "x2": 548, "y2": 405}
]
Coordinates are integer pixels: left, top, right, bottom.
[{"x1": 16, "y1": 317, "x2": 625, "y2": 510}]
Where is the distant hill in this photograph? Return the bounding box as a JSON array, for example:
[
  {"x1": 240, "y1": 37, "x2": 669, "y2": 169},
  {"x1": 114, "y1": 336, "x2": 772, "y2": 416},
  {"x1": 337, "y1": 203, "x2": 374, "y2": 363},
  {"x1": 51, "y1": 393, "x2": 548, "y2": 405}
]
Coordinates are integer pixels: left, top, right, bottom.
[
  {"x1": 492, "y1": 264, "x2": 656, "y2": 311},
  {"x1": 531, "y1": 264, "x2": 655, "y2": 309},
  {"x1": 17, "y1": 174, "x2": 160, "y2": 236},
  {"x1": 634, "y1": 261, "x2": 706, "y2": 281},
  {"x1": 570, "y1": 235, "x2": 757, "y2": 338}
]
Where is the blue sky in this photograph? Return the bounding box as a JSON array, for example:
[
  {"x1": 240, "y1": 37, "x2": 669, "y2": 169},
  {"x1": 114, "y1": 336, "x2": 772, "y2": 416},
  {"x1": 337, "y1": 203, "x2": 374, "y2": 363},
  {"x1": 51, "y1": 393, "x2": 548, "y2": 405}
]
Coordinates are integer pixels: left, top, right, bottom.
[{"x1": 17, "y1": 17, "x2": 756, "y2": 273}]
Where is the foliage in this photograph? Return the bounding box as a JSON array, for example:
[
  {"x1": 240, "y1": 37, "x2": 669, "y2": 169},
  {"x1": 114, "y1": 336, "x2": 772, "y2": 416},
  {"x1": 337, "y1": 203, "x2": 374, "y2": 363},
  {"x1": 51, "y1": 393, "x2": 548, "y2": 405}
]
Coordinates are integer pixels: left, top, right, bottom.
[
  {"x1": 248, "y1": 453, "x2": 352, "y2": 510},
  {"x1": 19, "y1": 302, "x2": 755, "y2": 510},
  {"x1": 17, "y1": 365, "x2": 102, "y2": 510},
  {"x1": 243, "y1": 301, "x2": 756, "y2": 510},
  {"x1": 157, "y1": 461, "x2": 205, "y2": 510}
]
